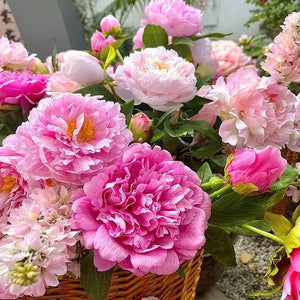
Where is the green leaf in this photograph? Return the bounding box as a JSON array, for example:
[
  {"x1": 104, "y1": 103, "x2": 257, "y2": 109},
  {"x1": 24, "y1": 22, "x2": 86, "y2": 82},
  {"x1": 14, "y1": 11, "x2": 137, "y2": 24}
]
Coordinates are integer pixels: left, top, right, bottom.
[
  {"x1": 204, "y1": 225, "x2": 236, "y2": 267},
  {"x1": 164, "y1": 121, "x2": 194, "y2": 138},
  {"x1": 150, "y1": 128, "x2": 164, "y2": 143},
  {"x1": 104, "y1": 46, "x2": 116, "y2": 69},
  {"x1": 111, "y1": 36, "x2": 132, "y2": 49},
  {"x1": 190, "y1": 141, "x2": 223, "y2": 159},
  {"x1": 197, "y1": 162, "x2": 213, "y2": 183},
  {"x1": 75, "y1": 84, "x2": 115, "y2": 101},
  {"x1": 264, "y1": 212, "x2": 292, "y2": 240},
  {"x1": 120, "y1": 100, "x2": 134, "y2": 126},
  {"x1": 227, "y1": 220, "x2": 271, "y2": 237},
  {"x1": 247, "y1": 285, "x2": 283, "y2": 297},
  {"x1": 176, "y1": 264, "x2": 186, "y2": 279},
  {"x1": 142, "y1": 24, "x2": 169, "y2": 47},
  {"x1": 182, "y1": 95, "x2": 212, "y2": 110},
  {"x1": 210, "y1": 189, "x2": 286, "y2": 227},
  {"x1": 172, "y1": 37, "x2": 195, "y2": 46},
  {"x1": 190, "y1": 32, "x2": 233, "y2": 41},
  {"x1": 271, "y1": 164, "x2": 298, "y2": 191},
  {"x1": 0, "y1": 109, "x2": 23, "y2": 144},
  {"x1": 285, "y1": 217, "x2": 300, "y2": 254},
  {"x1": 167, "y1": 44, "x2": 193, "y2": 61},
  {"x1": 80, "y1": 251, "x2": 114, "y2": 300},
  {"x1": 210, "y1": 155, "x2": 227, "y2": 168},
  {"x1": 292, "y1": 205, "x2": 300, "y2": 225},
  {"x1": 155, "y1": 107, "x2": 178, "y2": 128},
  {"x1": 196, "y1": 75, "x2": 214, "y2": 89}
]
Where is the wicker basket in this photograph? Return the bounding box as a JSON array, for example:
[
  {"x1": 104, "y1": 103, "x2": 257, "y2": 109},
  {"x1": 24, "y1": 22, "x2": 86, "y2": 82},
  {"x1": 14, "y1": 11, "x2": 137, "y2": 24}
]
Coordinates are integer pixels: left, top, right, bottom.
[
  {"x1": 270, "y1": 148, "x2": 299, "y2": 215},
  {"x1": 20, "y1": 249, "x2": 204, "y2": 300}
]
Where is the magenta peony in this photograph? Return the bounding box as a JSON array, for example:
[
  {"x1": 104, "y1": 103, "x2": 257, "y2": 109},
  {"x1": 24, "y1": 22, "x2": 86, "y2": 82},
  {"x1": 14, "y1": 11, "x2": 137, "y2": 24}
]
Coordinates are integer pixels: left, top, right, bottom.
[
  {"x1": 145, "y1": 0, "x2": 203, "y2": 37},
  {"x1": 100, "y1": 15, "x2": 121, "y2": 33},
  {"x1": 0, "y1": 70, "x2": 48, "y2": 113},
  {"x1": 114, "y1": 46, "x2": 197, "y2": 111},
  {"x1": 211, "y1": 40, "x2": 250, "y2": 75},
  {"x1": 72, "y1": 143, "x2": 211, "y2": 276},
  {"x1": 282, "y1": 248, "x2": 300, "y2": 300},
  {"x1": 90, "y1": 30, "x2": 115, "y2": 53},
  {"x1": 2, "y1": 93, "x2": 132, "y2": 185},
  {"x1": 225, "y1": 146, "x2": 286, "y2": 195}
]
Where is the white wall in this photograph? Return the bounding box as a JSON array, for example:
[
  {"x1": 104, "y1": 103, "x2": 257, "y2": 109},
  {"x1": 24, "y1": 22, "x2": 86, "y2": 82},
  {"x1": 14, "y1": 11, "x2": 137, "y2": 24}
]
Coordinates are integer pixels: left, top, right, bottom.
[{"x1": 95, "y1": 0, "x2": 261, "y2": 41}]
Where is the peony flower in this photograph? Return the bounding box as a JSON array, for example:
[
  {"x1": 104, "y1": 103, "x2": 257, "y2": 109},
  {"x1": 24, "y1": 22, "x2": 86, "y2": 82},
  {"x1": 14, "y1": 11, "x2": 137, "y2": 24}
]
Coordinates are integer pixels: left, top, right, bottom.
[
  {"x1": 211, "y1": 40, "x2": 250, "y2": 75},
  {"x1": 90, "y1": 30, "x2": 115, "y2": 53},
  {"x1": 60, "y1": 50, "x2": 105, "y2": 86},
  {"x1": 100, "y1": 15, "x2": 121, "y2": 33},
  {"x1": 72, "y1": 143, "x2": 211, "y2": 276},
  {"x1": 114, "y1": 46, "x2": 197, "y2": 111},
  {"x1": 225, "y1": 146, "x2": 286, "y2": 195},
  {"x1": 282, "y1": 248, "x2": 300, "y2": 300},
  {"x1": 47, "y1": 72, "x2": 82, "y2": 93},
  {"x1": 129, "y1": 112, "x2": 153, "y2": 142},
  {"x1": 133, "y1": 27, "x2": 146, "y2": 50},
  {"x1": 0, "y1": 71, "x2": 48, "y2": 113},
  {"x1": 145, "y1": 0, "x2": 203, "y2": 37},
  {"x1": 2, "y1": 93, "x2": 132, "y2": 185}
]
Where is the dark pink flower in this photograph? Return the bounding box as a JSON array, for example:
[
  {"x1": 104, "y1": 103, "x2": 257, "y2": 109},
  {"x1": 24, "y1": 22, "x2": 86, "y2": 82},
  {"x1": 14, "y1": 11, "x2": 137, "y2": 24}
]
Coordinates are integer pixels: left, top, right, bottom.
[
  {"x1": 72, "y1": 143, "x2": 211, "y2": 276},
  {"x1": 0, "y1": 71, "x2": 48, "y2": 113}
]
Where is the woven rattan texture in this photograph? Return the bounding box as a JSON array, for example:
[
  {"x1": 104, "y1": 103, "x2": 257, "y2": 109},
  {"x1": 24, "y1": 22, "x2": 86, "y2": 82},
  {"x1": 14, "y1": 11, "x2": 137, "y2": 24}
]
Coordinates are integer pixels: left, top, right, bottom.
[
  {"x1": 19, "y1": 249, "x2": 204, "y2": 300},
  {"x1": 270, "y1": 148, "x2": 299, "y2": 215}
]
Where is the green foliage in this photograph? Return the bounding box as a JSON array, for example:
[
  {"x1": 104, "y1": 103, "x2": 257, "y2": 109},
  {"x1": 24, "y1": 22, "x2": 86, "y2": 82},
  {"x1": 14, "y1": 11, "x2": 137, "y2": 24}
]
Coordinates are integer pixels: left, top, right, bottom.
[
  {"x1": 245, "y1": 0, "x2": 300, "y2": 38},
  {"x1": 271, "y1": 164, "x2": 299, "y2": 191}
]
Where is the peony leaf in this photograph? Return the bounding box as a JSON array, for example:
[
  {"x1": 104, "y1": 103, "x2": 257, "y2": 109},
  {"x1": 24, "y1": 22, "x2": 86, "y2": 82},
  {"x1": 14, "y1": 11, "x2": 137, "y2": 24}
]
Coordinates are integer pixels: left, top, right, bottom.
[
  {"x1": 190, "y1": 32, "x2": 233, "y2": 40},
  {"x1": 0, "y1": 109, "x2": 23, "y2": 144},
  {"x1": 155, "y1": 107, "x2": 179, "y2": 128},
  {"x1": 292, "y1": 205, "x2": 300, "y2": 225},
  {"x1": 264, "y1": 212, "x2": 292, "y2": 240},
  {"x1": 190, "y1": 141, "x2": 223, "y2": 159},
  {"x1": 210, "y1": 155, "x2": 227, "y2": 168},
  {"x1": 204, "y1": 225, "x2": 236, "y2": 267},
  {"x1": 149, "y1": 128, "x2": 164, "y2": 143},
  {"x1": 196, "y1": 75, "x2": 214, "y2": 89},
  {"x1": 164, "y1": 121, "x2": 194, "y2": 138},
  {"x1": 285, "y1": 217, "x2": 300, "y2": 254},
  {"x1": 176, "y1": 264, "x2": 186, "y2": 279},
  {"x1": 227, "y1": 220, "x2": 271, "y2": 237},
  {"x1": 104, "y1": 46, "x2": 116, "y2": 69},
  {"x1": 172, "y1": 37, "x2": 195, "y2": 46},
  {"x1": 80, "y1": 251, "x2": 114, "y2": 300},
  {"x1": 120, "y1": 100, "x2": 134, "y2": 126},
  {"x1": 271, "y1": 164, "x2": 298, "y2": 191},
  {"x1": 143, "y1": 24, "x2": 169, "y2": 47},
  {"x1": 197, "y1": 162, "x2": 213, "y2": 183},
  {"x1": 75, "y1": 84, "x2": 116, "y2": 101},
  {"x1": 167, "y1": 44, "x2": 193, "y2": 61}
]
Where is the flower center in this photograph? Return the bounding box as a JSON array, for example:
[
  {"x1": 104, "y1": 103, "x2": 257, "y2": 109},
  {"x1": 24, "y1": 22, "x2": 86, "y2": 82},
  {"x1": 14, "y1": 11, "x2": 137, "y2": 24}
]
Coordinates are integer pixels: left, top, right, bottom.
[
  {"x1": 154, "y1": 60, "x2": 167, "y2": 71},
  {"x1": 10, "y1": 262, "x2": 40, "y2": 286},
  {"x1": 0, "y1": 175, "x2": 16, "y2": 193},
  {"x1": 67, "y1": 118, "x2": 95, "y2": 142}
]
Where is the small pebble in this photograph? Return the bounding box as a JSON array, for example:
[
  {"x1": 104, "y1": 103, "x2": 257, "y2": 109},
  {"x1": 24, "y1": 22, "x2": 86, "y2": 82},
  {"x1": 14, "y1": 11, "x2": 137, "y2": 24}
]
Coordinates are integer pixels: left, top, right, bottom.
[{"x1": 240, "y1": 252, "x2": 252, "y2": 264}]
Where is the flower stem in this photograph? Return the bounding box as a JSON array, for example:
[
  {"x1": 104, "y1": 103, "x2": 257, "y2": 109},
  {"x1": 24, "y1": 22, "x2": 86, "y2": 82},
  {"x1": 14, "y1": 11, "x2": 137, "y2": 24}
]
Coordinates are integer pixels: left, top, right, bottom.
[
  {"x1": 201, "y1": 182, "x2": 211, "y2": 189},
  {"x1": 209, "y1": 184, "x2": 232, "y2": 199},
  {"x1": 116, "y1": 50, "x2": 124, "y2": 64},
  {"x1": 241, "y1": 224, "x2": 285, "y2": 245}
]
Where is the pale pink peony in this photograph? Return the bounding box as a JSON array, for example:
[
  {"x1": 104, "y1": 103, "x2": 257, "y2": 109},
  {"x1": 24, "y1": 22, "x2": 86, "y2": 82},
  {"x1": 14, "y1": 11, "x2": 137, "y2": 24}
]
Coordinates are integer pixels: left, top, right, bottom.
[
  {"x1": 0, "y1": 36, "x2": 32, "y2": 71},
  {"x1": 72, "y1": 143, "x2": 211, "y2": 276},
  {"x1": 211, "y1": 40, "x2": 250, "y2": 76},
  {"x1": 60, "y1": 50, "x2": 105, "y2": 86},
  {"x1": 0, "y1": 70, "x2": 48, "y2": 113},
  {"x1": 114, "y1": 46, "x2": 197, "y2": 111},
  {"x1": 225, "y1": 146, "x2": 286, "y2": 195},
  {"x1": 2, "y1": 93, "x2": 132, "y2": 185},
  {"x1": 282, "y1": 248, "x2": 300, "y2": 300},
  {"x1": 44, "y1": 51, "x2": 66, "y2": 73},
  {"x1": 90, "y1": 30, "x2": 115, "y2": 53},
  {"x1": 145, "y1": 0, "x2": 203, "y2": 37},
  {"x1": 100, "y1": 15, "x2": 121, "y2": 33},
  {"x1": 133, "y1": 27, "x2": 146, "y2": 50},
  {"x1": 261, "y1": 12, "x2": 300, "y2": 86},
  {"x1": 47, "y1": 72, "x2": 82, "y2": 93},
  {"x1": 202, "y1": 68, "x2": 297, "y2": 149}
]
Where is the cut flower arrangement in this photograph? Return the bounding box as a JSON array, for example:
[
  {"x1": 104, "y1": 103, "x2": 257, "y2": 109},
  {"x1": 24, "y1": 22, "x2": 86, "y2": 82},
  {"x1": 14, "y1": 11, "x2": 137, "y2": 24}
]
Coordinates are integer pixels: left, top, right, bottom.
[{"x1": 0, "y1": 0, "x2": 299, "y2": 299}]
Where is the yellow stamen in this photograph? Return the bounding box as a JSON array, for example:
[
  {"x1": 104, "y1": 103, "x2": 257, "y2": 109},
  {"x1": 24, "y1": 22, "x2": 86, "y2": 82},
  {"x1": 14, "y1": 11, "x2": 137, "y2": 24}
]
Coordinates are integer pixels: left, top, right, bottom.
[
  {"x1": 67, "y1": 120, "x2": 76, "y2": 138},
  {"x1": 0, "y1": 175, "x2": 16, "y2": 193},
  {"x1": 77, "y1": 117, "x2": 95, "y2": 143}
]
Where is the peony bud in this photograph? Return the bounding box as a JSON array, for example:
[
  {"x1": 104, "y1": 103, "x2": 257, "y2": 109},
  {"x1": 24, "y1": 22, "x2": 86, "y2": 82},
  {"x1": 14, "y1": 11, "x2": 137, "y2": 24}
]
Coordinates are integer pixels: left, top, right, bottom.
[
  {"x1": 225, "y1": 146, "x2": 286, "y2": 195},
  {"x1": 129, "y1": 112, "x2": 153, "y2": 142},
  {"x1": 100, "y1": 15, "x2": 121, "y2": 34},
  {"x1": 238, "y1": 34, "x2": 252, "y2": 45},
  {"x1": 60, "y1": 50, "x2": 105, "y2": 86},
  {"x1": 90, "y1": 30, "x2": 115, "y2": 53},
  {"x1": 27, "y1": 58, "x2": 49, "y2": 74}
]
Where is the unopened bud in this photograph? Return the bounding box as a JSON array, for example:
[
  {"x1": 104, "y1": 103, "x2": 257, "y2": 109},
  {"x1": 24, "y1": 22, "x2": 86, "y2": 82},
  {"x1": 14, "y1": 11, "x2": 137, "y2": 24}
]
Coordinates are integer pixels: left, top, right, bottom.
[
  {"x1": 208, "y1": 176, "x2": 224, "y2": 190},
  {"x1": 100, "y1": 15, "x2": 121, "y2": 34},
  {"x1": 129, "y1": 112, "x2": 153, "y2": 142}
]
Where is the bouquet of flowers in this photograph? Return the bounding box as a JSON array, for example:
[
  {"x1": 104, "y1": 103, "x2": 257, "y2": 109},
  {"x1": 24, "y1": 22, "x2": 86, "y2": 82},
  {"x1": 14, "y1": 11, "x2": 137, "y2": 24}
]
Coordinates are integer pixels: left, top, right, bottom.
[{"x1": 0, "y1": 0, "x2": 299, "y2": 299}]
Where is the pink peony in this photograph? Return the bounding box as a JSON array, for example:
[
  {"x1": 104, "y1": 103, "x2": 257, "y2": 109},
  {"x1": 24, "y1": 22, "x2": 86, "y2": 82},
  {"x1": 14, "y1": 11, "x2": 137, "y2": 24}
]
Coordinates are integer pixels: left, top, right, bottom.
[
  {"x1": 90, "y1": 30, "x2": 115, "y2": 53},
  {"x1": 0, "y1": 71, "x2": 48, "y2": 113},
  {"x1": 114, "y1": 46, "x2": 197, "y2": 111},
  {"x1": 47, "y1": 72, "x2": 82, "y2": 93},
  {"x1": 225, "y1": 146, "x2": 286, "y2": 195},
  {"x1": 129, "y1": 112, "x2": 153, "y2": 142},
  {"x1": 72, "y1": 143, "x2": 211, "y2": 276},
  {"x1": 133, "y1": 27, "x2": 146, "y2": 50},
  {"x1": 145, "y1": 0, "x2": 203, "y2": 37},
  {"x1": 2, "y1": 93, "x2": 132, "y2": 185},
  {"x1": 100, "y1": 15, "x2": 121, "y2": 33},
  {"x1": 211, "y1": 40, "x2": 250, "y2": 76},
  {"x1": 282, "y1": 248, "x2": 300, "y2": 300}
]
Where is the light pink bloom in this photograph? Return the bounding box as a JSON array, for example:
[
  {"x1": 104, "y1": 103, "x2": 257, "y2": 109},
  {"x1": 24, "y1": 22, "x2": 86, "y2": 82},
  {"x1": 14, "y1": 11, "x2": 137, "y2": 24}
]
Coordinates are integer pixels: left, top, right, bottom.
[
  {"x1": 225, "y1": 146, "x2": 286, "y2": 194},
  {"x1": 2, "y1": 93, "x2": 132, "y2": 185},
  {"x1": 0, "y1": 71, "x2": 48, "y2": 113},
  {"x1": 114, "y1": 46, "x2": 197, "y2": 111},
  {"x1": 60, "y1": 50, "x2": 105, "y2": 86},
  {"x1": 145, "y1": 0, "x2": 203, "y2": 37},
  {"x1": 100, "y1": 15, "x2": 121, "y2": 33},
  {"x1": 211, "y1": 40, "x2": 250, "y2": 76},
  {"x1": 90, "y1": 30, "x2": 115, "y2": 53},
  {"x1": 72, "y1": 143, "x2": 211, "y2": 276},
  {"x1": 44, "y1": 51, "x2": 66, "y2": 73},
  {"x1": 282, "y1": 248, "x2": 300, "y2": 300},
  {"x1": 0, "y1": 36, "x2": 32, "y2": 71},
  {"x1": 133, "y1": 27, "x2": 146, "y2": 50},
  {"x1": 286, "y1": 163, "x2": 300, "y2": 203},
  {"x1": 47, "y1": 72, "x2": 82, "y2": 93}
]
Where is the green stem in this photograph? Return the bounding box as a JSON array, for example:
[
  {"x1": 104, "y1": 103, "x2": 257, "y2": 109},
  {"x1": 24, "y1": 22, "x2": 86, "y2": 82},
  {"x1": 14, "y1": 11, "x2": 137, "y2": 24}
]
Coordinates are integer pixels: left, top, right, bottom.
[
  {"x1": 241, "y1": 224, "x2": 285, "y2": 245},
  {"x1": 201, "y1": 182, "x2": 211, "y2": 189},
  {"x1": 116, "y1": 50, "x2": 124, "y2": 64},
  {"x1": 209, "y1": 184, "x2": 232, "y2": 199},
  {"x1": 290, "y1": 181, "x2": 300, "y2": 186}
]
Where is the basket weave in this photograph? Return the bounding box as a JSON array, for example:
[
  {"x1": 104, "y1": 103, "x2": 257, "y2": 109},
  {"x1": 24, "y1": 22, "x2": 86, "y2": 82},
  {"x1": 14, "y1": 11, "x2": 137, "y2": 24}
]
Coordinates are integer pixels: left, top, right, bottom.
[
  {"x1": 20, "y1": 249, "x2": 204, "y2": 300},
  {"x1": 270, "y1": 148, "x2": 299, "y2": 215}
]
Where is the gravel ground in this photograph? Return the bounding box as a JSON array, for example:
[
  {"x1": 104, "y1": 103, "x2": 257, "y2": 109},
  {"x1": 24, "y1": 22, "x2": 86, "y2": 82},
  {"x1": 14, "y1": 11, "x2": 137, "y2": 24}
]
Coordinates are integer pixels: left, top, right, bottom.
[{"x1": 216, "y1": 235, "x2": 282, "y2": 300}]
